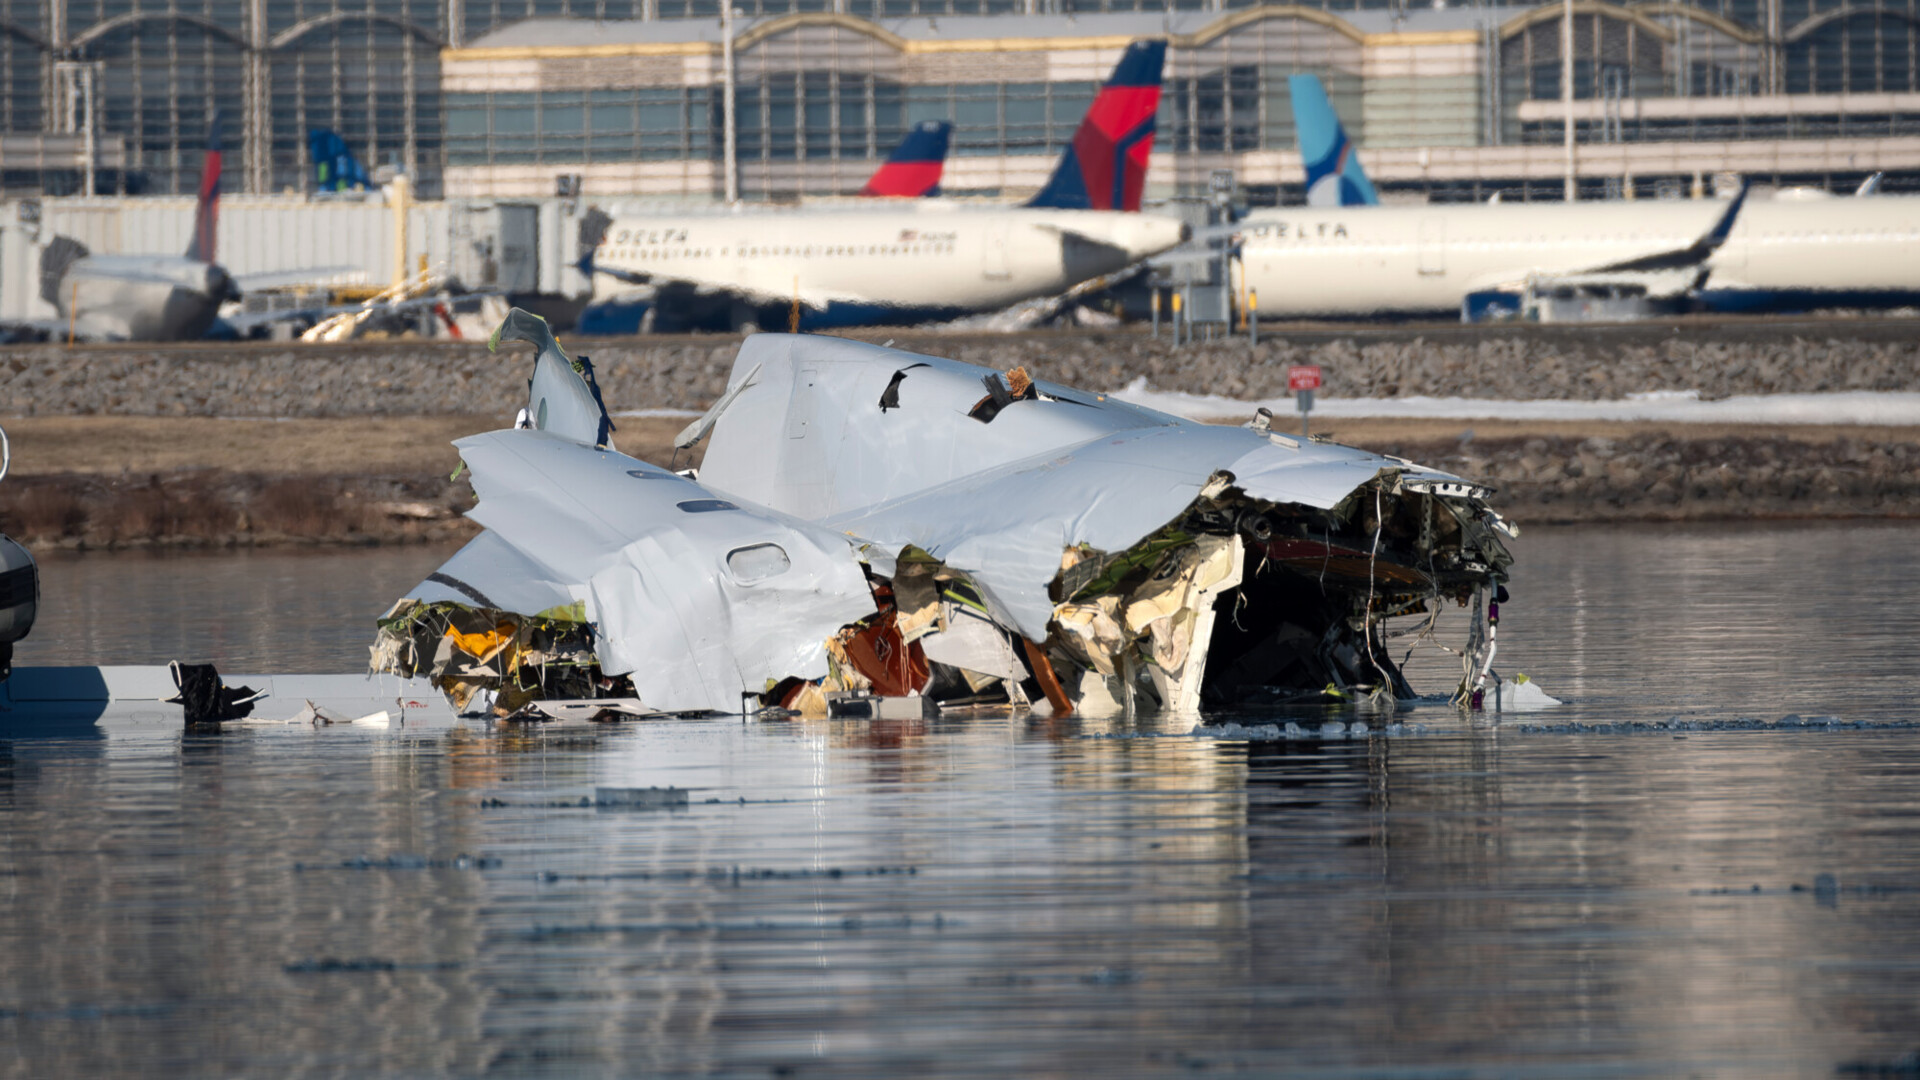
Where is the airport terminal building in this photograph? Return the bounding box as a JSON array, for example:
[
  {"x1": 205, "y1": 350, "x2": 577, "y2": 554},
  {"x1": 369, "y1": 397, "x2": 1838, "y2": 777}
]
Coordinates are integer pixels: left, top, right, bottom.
[{"x1": 0, "y1": 0, "x2": 1914, "y2": 201}]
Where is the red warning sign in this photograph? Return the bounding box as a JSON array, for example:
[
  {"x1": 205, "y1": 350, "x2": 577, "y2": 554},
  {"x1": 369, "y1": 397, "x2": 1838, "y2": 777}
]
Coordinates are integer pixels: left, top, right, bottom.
[{"x1": 1288, "y1": 365, "x2": 1322, "y2": 392}]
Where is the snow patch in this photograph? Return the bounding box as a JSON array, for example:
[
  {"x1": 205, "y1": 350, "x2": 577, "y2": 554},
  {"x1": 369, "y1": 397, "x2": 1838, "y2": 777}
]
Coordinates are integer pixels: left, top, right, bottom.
[{"x1": 1110, "y1": 378, "x2": 1920, "y2": 427}]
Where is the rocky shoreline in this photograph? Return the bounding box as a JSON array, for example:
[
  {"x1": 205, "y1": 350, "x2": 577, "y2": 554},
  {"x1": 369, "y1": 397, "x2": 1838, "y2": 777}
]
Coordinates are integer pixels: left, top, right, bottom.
[
  {"x1": 3, "y1": 321, "x2": 1916, "y2": 418},
  {"x1": 1, "y1": 324, "x2": 1916, "y2": 547}
]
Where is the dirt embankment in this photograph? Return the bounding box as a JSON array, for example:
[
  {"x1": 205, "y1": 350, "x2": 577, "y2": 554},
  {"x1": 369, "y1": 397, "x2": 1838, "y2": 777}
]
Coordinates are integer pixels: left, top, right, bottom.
[{"x1": 0, "y1": 414, "x2": 1914, "y2": 550}]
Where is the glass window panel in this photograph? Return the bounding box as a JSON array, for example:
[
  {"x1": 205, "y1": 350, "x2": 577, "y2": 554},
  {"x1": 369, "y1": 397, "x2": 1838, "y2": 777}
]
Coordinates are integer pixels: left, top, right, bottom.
[
  {"x1": 493, "y1": 105, "x2": 536, "y2": 134},
  {"x1": 591, "y1": 103, "x2": 632, "y2": 132},
  {"x1": 1051, "y1": 82, "x2": 1095, "y2": 124},
  {"x1": 543, "y1": 103, "x2": 585, "y2": 133},
  {"x1": 805, "y1": 102, "x2": 833, "y2": 157},
  {"x1": 954, "y1": 92, "x2": 997, "y2": 128},
  {"x1": 640, "y1": 102, "x2": 681, "y2": 132},
  {"x1": 906, "y1": 85, "x2": 950, "y2": 125},
  {"x1": 493, "y1": 135, "x2": 537, "y2": 163},
  {"x1": 589, "y1": 134, "x2": 635, "y2": 159},
  {"x1": 1004, "y1": 84, "x2": 1045, "y2": 126},
  {"x1": 541, "y1": 134, "x2": 586, "y2": 161},
  {"x1": 446, "y1": 103, "x2": 488, "y2": 135}
]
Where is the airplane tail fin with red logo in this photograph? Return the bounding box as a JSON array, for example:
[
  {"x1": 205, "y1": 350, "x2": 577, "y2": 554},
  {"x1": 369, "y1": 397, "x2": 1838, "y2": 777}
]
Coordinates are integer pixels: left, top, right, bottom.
[
  {"x1": 186, "y1": 110, "x2": 222, "y2": 264},
  {"x1": 859, "y1": 120, "x2": 951, "y2": 198},
  {"x1": 1025, "y1": 39, "x2": 1165, "y2": 212}
]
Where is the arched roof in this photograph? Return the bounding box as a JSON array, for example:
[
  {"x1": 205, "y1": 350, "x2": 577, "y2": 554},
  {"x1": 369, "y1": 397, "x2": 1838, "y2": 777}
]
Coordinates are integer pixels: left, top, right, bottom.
[
  {"x1": 1627, "y1": 1, "x2": 1767, "y2": 44},
  {"x1": 70, "y1": 10, "x2": 248, "y2": 50},
  {"x1": 735, "y1": 12, "x2": 905, "y2": 51},
  {"x1": 270, "y1": 12, "x2": 444, "y2": 50},
  {"x1": 1785, "y1": 4, "x2": 1920, "y2": 42},
  {"x1": 1499, "y1": 1, "x2": 1677, "y2": 43},
  {"x1": 0, "y1": 19, "x2": 45, "y2": 48},
  {"x1": 1179, "y1": 6, "x2": 1367, "y2": 47},
  {"x1": 733, "y1": 6, "x2": 1369, "y2": 55}
]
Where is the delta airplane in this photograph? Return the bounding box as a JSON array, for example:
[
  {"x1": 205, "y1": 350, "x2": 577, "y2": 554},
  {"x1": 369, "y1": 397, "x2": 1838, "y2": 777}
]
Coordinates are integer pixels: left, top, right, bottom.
[
  {"x1": 1236, "y1": 182, "x2": 1920, "y2": 320},
  {"x1": 587, "y1": 39, "x2": 1187, "y2": 332},
  {"x1": 30, "y1": 115, "x2": 371, "y2": 341},
  {"x1": 1240, "y1": 88, "x2": 1920, "y2": 319},
  {"x1": 38, "y1": 118, "x2": 240, "y2": 341}
]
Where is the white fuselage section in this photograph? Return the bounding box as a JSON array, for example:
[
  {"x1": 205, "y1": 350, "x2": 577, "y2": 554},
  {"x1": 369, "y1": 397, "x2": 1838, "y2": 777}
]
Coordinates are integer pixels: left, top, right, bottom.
[
  {"x1": 1236, "y1": 195, "x2": 1920, "y2": 318},
  {"x1": 593, "y1": 203, "x2": 1187, "y2": 316},
  {"x1": 59, "y1": 255, "x2": 237, "y2": 341}
]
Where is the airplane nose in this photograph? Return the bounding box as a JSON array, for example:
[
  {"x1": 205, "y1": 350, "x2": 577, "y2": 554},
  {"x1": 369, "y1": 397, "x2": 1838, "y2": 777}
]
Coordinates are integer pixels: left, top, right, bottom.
[{"x1": 1179, "y1": 222, "x2": 1192, "y2": 242}]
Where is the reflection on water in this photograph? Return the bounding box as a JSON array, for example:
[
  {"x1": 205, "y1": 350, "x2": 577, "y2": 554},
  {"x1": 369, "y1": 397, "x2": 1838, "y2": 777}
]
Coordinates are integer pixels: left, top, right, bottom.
[
  {"x1": 14, "y1": 542, "x2": 463, "y2": 671},
  {"x1": 2, "y1": 523, "x2": 1918, "y2": 1076}
]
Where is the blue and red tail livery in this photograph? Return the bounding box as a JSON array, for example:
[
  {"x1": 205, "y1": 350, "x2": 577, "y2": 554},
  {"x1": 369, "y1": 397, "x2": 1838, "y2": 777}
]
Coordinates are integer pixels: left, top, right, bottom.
[
  {"x1": 186, "y1": 110, "x2": 222, "y2": 264},
  {"x1": 860, "y1": 120, "x2": 951, "y2": 198},
  {"x1": 1026, "y1": 39, "x2": 1165, "y2": 212}
]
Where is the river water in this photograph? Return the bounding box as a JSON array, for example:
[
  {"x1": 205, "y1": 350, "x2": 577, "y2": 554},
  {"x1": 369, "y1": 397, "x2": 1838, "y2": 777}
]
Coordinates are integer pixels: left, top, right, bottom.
[{"x1": 3, "y1": 523, "x2": 1918, "y2": 1077}]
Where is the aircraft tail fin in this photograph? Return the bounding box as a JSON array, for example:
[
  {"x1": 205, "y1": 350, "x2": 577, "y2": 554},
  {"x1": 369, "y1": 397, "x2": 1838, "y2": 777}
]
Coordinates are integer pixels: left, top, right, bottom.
[
  {"x1": 187, "y1": 110, "x2": 222, "y2": 264},
  {"x1": 576, "y1": 206, "x2": 613, "y2": 279},
  {"x1": 859, "y1": 120, "x2": 951, "y2": 197},
  {"x1": 1026, "y1": 39, "x2": 1165, "y2": 212},
  {"x1": 40, "y1": 235, "x2": 89, "y2": 308},
  {"x1": 1290, "y1": 75, "x2": 1377, "y2": 208},
  {"x1": 308, "y1": 129, "x2": 369, "y2": 192}
]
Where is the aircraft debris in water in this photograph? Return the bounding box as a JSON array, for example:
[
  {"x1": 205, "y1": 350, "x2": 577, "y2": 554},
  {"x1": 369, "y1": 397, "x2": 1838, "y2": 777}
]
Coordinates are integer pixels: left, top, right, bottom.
[{"x1": 373, "y1": 310, "x2": 1518, "y2": 719}]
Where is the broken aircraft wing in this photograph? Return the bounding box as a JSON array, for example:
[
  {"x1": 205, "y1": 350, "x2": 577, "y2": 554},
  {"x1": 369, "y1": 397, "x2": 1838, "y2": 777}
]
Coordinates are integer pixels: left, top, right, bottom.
[{"x1": 378, "y1": 310, "x2": 1516, "y2": 719}]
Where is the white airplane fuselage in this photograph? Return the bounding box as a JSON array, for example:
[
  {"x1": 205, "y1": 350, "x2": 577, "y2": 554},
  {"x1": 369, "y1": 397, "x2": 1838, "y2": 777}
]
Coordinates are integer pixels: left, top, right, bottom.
[
  {"x1": 1236, "y1": 195, "x2": 1920, "y2": 318},
  {"x1": 58, "y1": 255, "x2": 238, "y2": 341},
  {"x1": 592, "y1": 204, "x2": 1188, "y2": 329}
]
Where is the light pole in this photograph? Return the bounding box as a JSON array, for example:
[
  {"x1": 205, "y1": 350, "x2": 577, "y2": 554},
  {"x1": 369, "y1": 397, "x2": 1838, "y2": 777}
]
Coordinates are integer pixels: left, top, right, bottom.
[
  {"x1": 1562, "y1": 0, "x2": 1576, "y2": 201},
  {"x1": 722, "y1": 5, "x2": 739, "y2": 205}
]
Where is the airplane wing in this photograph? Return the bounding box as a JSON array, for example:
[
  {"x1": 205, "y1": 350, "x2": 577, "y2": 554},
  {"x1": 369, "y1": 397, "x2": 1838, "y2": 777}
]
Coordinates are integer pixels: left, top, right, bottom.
[
  {"x1": 1577, "y1": 182, "x2": 1749, "y2": 276},
  {"x1": 231, "y1": 266, "x2": 365, "y2": 292},
  {"x1": 219, "y1": 290, "x2": 502, "y2": 337}
]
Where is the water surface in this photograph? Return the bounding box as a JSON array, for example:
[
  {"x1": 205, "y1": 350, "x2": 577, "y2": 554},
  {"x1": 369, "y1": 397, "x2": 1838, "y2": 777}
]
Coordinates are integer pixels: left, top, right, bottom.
[{"x1": 3, "y1": 523, "x2": 1918, "y2": 1077}]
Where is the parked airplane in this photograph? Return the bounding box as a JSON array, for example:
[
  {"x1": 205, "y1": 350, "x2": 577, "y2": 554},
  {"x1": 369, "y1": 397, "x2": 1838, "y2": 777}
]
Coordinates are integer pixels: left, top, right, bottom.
[
  {"x1": 585, "y1": 40, "x2": 1186, "y2": 331},
  {"x1": 1291, "y1": 75, "x2": 1377, "y2": 208},
  {"x1": 34, "y1": 115, "x2": 363, "y2": 341},
  {"x1": 1234, "y1": 185, "x2": 1920, "y2": 320},
  {"x1": 858, "y1": 120, "x2": 952, "y2": 198},
  {"x1": 38, "y1": 117, "x2": 240, "y2": 341}
]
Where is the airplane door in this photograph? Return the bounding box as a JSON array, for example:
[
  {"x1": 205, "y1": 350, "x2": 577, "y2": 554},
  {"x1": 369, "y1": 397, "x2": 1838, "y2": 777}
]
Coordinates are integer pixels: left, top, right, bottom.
[
  {"x1": 982, "y1": 221, "x2": 1011, "y2": 280},
  {"x1": 1418, "y1": 218, "x2": 1446, "y2": 276}
]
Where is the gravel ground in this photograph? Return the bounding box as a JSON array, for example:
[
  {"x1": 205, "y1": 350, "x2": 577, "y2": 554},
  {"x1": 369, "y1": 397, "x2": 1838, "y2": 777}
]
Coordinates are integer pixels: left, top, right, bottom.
[{"x1": 3, "y1": 321, "x2": 1916, "y2": 417}]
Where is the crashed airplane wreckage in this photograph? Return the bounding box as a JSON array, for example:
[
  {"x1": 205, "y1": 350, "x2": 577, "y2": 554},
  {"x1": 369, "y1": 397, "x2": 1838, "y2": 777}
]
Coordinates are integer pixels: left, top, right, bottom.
[{"x1": 371, "y1": 309, "x2": 1517, "y2": 719}]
